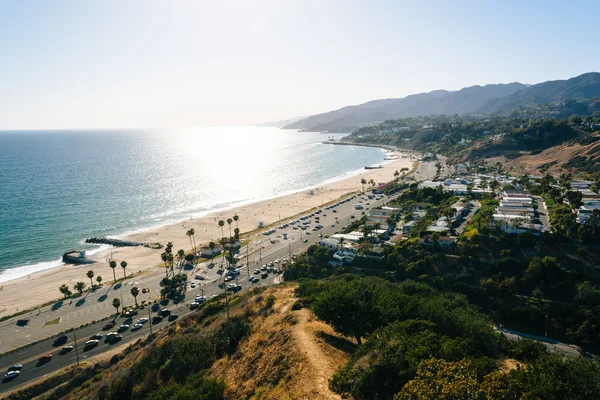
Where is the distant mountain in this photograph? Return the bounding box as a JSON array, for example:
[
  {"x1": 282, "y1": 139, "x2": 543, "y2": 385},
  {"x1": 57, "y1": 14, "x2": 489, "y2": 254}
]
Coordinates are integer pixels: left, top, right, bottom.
[
  {"x1": 481, "y1": 72, "x2": 600, "y2": 114},
  {"x1": 284, "y1": 72, "x2": 600, "y2": 132},
  {"x1": 257, "y1": 115, "x2": 309, "y2": 127}
]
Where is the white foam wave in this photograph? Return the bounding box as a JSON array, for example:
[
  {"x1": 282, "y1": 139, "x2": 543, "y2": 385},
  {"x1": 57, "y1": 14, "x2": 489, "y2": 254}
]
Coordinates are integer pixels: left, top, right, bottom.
[{"x1": 0, "y1": 258, "x2": 64, "y2": 283}]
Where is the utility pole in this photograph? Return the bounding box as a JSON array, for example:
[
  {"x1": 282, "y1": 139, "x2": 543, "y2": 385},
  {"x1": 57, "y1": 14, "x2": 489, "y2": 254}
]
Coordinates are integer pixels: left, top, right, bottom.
[
  {"x1": 73, "y1": 332, "x2": 80, "y2": 366},
  {"x1": 545, "y1": 314, "x2": 548, "y2": 338},
  {"x1": 148, "y1": 308, "x2": 153, "y2": 337}
]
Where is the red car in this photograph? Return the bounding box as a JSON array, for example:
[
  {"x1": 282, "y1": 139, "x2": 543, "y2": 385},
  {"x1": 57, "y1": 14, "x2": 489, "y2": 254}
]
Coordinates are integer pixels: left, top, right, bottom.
[
  {"x1": 39, "y1": 354, "x2": 53, "y2": 361},
  {"x1": 102, "y1": 322, "x2": 115, "y2": 331}
]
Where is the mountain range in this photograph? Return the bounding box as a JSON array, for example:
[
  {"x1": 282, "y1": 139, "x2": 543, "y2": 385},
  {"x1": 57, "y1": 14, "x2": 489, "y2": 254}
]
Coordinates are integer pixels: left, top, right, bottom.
[{"x1": 283, "y1": 72, "x2": 600, "y2": 133}]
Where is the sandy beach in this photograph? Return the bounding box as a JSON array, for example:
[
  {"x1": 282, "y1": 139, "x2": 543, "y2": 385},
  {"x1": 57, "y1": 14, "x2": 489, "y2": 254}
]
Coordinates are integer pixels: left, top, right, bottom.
[{"x1": 0, "y1": 156, "x2": 415, "y2": 317}]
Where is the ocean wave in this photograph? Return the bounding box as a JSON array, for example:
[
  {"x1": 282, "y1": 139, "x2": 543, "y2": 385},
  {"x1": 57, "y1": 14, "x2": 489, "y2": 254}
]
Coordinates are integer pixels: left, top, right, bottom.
[{"x1": 0, "y1": 258, "x2": 64, "y2": 283}]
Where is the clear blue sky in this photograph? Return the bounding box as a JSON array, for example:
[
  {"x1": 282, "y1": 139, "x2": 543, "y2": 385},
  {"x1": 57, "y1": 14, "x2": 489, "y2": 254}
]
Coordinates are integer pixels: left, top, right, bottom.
[{"x1": 0, "y1": 0, "x2": 598, "y2": 129}]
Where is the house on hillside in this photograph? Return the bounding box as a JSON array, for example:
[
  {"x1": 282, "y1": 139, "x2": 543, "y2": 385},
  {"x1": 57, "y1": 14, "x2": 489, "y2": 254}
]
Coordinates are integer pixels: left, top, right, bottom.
[{"x1": 577, "y1": 200, "x2": 600, "y2": 224}]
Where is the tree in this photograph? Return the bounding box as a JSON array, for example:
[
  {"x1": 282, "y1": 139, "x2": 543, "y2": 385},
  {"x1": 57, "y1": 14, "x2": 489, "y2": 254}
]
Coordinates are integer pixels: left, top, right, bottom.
[
  {"x1": 120, "y1": 260, "x2": 128, "y2": 280},
  {"x1": 109, "y1": 260, "x2": 117, "y2": 283},
  {"x1": 218, "y1": 220, "x2": 225, "y2": 240},
  {"x1": 96, "y1": 275, "x2": 103, "y2": 286},
  {"x1": 489, "y1": 179, "x2": 500, "y2": 191},
  {"x1": 130, "y1": 287, "x2": 140, "y2": 307},
  {"x1": 74, "y1": 281, "x2": 86, "y2": 295},
  {"x1": 233, "y1": 214, "x2": 239, "y2": 230},
  {"x1": 161, "y1": 252, "x2": 169, "y2": 278},
  {"x1": 394, "y1": 170, "x2": 400, "y2": 179},
  {"x1": 338, "y1": 236, "x2": 345, "y2": 251},
  {"x1": 361, "y1": 178, "x2": 367, "y2": 193},
  {"x1": 165, "y1": 241, "x2": 173, "y2": 254},
  {"x1": 112, "y1": 298, "x2": 121, "y2": 315},
  {"x1": 186, "y1": 228, "x2": 196, "y2": 258},
  {"x1": 86, "y1": 270, "x2": 94, "y2": 288},
  {"x1": 565, "y1": 190, "x2": 583, "y2": 209},
  {"x1": 208, "y1": 241, "x2": 217, "y2": 261},
  {"x1": 227, "y1": 218, "x2": 233, "y2": 238},
  {"x1": 395, "y1": 358, "x2": 479, "y2": 400},
  {"x1": 369, "y1": 178, "x2": 376, "y2": 189},
  {"x1": 177, "y1": 249, "x2": 185, "y2": 268},
  {"x1": 59, "y1": 284, "x2": 70, "y2": 299}
]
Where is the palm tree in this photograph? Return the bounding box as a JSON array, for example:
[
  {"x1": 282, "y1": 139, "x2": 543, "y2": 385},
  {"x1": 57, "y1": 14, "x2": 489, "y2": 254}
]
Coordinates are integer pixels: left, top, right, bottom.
[
  {"x1": 218, "y1": 220, "x2": 225, "y2": 240},
  {"x1": 86, "y1": 270, "x2": 94, "y2": 288},
  {"x1": 338, "y1": 237, "x2": 345, "y2": 251},
  {"x1": 161, "y1": 252, "x2": 169, "y2": 276},
  {"x1": 120, "y1": 260, "x2": 128, "y2": 280},
  {"x1": 209, "y1": 241, "x2": 217, "y2": 261},
  {"x1": 74, "y1": 281, "x2": 86, "y2": 295},
  {"x1": 219, "y1": 237, "x2": 228, "y2": 268},
  {"x1": 227, "y1": 218, "x2": 233, "y2": 238},
  {"x1": 112, "y1": 298, "x2": 121, "y2": 315},
  {"x1": 234, "y1": 227, "x2": 240, "y2": 243},
  {"x1": 59, "y1": 284, "x2": 70, "y2": 299},
  {"x1": 109, "y1": 260, "x2": 117, "y2": 283},
  {"x1": 167, "y1": 253, "x2": 174, "y2": 275},
  {"x1": 360, "y1": 178, "x2": 367, "y2": 193},
  {"x1": 96, "y1": 275, "x2": 103, "y2": 286},
  {"x1": 130, "y1": 287, "x2": 140, "y2": 307},
  {"x1": 369, "y1": 179, "x2": 376, "y2": 190},
  {"x1": 233, "y1": 214, "x2": 239, "y2": 231},
  {"x1": 177, "y1": 249, "x2": 185, "y2": 269},
  {"x1": 394, "y1": 170, "x2": 400, "y2": 179},
  {"x1": 165, "y1": 242, "x2": 173, "y2": 254},
  {"x1": 186, "y1": 228, "x2": 196, "y2": 257}
]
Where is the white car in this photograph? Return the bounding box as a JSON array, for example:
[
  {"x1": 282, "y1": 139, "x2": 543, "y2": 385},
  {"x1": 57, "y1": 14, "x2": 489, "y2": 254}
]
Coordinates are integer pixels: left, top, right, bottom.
[
  {"x1": 85, "y1": 339, "x2": 100, "y2": 347},
  {"x1": 136, "y1": 318, "x2": 149, "y2": 324},
  {"x1": 131, "y1": 323, "x2": 143, "y2": 331},
  {"x1": 4, "y1": 370, "x2": 20, "y2": 379}
]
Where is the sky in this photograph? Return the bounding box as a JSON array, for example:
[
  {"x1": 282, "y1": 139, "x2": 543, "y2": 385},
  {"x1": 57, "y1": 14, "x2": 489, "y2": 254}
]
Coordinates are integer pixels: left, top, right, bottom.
[{"x1": 0, "y1": 0, "x2": 599, "y2": 129}]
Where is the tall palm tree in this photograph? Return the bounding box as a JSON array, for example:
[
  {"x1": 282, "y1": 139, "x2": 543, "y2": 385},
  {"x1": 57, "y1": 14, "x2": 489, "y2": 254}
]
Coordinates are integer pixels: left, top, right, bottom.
[
  {"x1": 209, "y1": 241, "x2": 217, "y2": 262},
  {"x1": 218, "y1": 220, "x2": 225, "y2": 240},
  {"x1": 233, "y1": 214, "x2": 239, "y2": 231},
  {"x1": 120, "y1": 260, "x2": 128, "y2": 280},
  {"x1": 112, "y1": 298, "x2": 121, "y2": 315},
  {"x1": 109, "y1": 260, "x2": 117, "y2": 283},
  {"x1": 360, "y1": 178, "x2": 367, "y2": 193},
  {"x1": 227, "y1": 218, "x2": 233, "y2": 239},
  {"x1": 186, "y1": 228, "x2": 196, "y2": 257},
  {"x1": 219, "y1": 237, "x2": 228, "y2": 268},
  {"x1": 59, "y1": 284, "x2": 70, "y2": 299},
  {"x1": 74, "y1": 281, "x2": 86, "y2": 295},
  {"x1": 166, "y1": 242, "x2": 173, "y2": 254},
  {"x1": 177, "y1": 249, "x2": 185, "y2": 270},
  {"x1": 167, "y1": 253, "x2": 174, "y2": 275},
  {"x1": 86, "y1": 270, "x2": 94, "y2": 288},
  {"x1": 130, "y1": 287, "x2": 140, "y2": 307},
  {"x1": 96, "y1": 275, "x2": 103, "y2": 286}
]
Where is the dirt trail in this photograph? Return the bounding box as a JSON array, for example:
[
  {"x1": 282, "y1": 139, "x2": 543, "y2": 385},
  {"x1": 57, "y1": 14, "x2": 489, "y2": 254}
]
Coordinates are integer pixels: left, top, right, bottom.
[{"x1": 290, "y1": 308, "x2": 342, "y2": 400}]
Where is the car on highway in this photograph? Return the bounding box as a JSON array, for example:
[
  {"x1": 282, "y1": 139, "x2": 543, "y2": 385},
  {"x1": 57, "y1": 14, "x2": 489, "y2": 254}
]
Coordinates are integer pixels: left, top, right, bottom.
[
  {"x1": 190, "y1": 302, "x2": 200, "y2": 309},
  {"x1": 159, "y1": 309, "x2": 171, "y2": 317},
  {"x1": 16, "y1": 319, "x2": 30, "y2": 326},
  {"x1": 195, "y1": 275, "x2": 206, "y2": 280},
  {"x1": 225, "y1": 275, "x2": 234, "y2": 282},
  {"x1": 4, "y1": 370, "x2": 20, "y2": 380},
  {"x1": 84, "y1": 339, "x2": 100, "y2": 348},
  {"x1": 195, "y1": 296, "x2": 206, "y2": 303},
  {"x1": 90, "y1": 334, "x2": 103, "y2": 340},
  {"x1": 106, "y1": 334, "x2": 122, "y2": 344},
  {"x1": 261, "y1": 272, "x2": 268, "y2": 279},
  {"x1": 190, "y1": 282, "x2": 196, "y2": 288},
  {"x1": 53, "y1": 335, "x2": 69, "y2": 346},
  {"x1": 7, "y1": 365, "x2": 22, "y2": 372},
  {"x1": 102, "y1": 322, "x2": 115, "y2": 331},
  {"x1": 168, "y1": 314, "x2": 179, "y2": 321},
  {"x1": 305, "y1": 232, "x2": 311, "y2": 235},
  {"x1": 39, "y1": 354, "x2": 53, "y2": 361},
  {"x1": 117, "y1": 324, "x2": 130, "y2": 332},
  {"x1": 124, "y1": 309, "x2": 138, "y2": 317},
  {"x1": 131, "y1": 323, "x2": 143, "y2": 331},
  {"x1": 303, "y1": 238, "x2": 308, "y2": 243},
  {"x1": 136, "y1": 317, "x2": 149, "y2": 324},
  {"x1": 60, "y1": 345, "x2": 74, "y2": 354},
  {"x1": 152, "y1": 316, "x2": 163, "y2": 324},
  {"x1": 208, "y1": 263, "x2": 215, "y2": 268}
]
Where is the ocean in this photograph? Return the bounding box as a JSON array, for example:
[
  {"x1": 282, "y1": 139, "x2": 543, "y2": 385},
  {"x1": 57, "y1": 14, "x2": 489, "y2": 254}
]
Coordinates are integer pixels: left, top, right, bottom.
[{"x1": 0, "y1": 127, "x2": 385, "y2": 282}]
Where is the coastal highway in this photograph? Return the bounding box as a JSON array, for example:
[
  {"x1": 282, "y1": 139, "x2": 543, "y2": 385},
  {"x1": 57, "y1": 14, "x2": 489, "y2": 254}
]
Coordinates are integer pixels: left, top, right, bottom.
[{"x1": 0, "y1": 189, "x2": 404, "y2": 394}]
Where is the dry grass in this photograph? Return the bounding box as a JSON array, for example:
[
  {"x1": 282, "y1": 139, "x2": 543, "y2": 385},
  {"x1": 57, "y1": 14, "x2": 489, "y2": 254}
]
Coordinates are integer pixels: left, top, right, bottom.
[{"x1": 209, "y1": 284, "x2": 352, "y2": 400}]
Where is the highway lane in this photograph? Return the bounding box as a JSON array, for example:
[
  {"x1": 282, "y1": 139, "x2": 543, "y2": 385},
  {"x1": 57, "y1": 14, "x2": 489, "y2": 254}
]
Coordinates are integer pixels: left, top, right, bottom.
[{"x1": 1, "y1": 190, "x2": 403, "y2": 394}]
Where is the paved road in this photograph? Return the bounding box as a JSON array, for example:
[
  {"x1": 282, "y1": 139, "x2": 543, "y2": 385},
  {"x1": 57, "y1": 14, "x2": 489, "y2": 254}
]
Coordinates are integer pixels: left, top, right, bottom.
[
  {"x1": 0, "y1": 190, "x2": 404, "y2": 394},
  {"x1": 455, "y1": 201, "x2": 481, "y2": 235},
  {"x1": 498, "y1": 327, "x2": 582, "y2": 358}
]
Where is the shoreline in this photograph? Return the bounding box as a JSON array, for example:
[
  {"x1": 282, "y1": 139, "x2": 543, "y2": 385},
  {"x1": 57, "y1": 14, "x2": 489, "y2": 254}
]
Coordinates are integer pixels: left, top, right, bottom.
[
  {"x1": 0, "y1": 156, "x2": 421, "y2": 323},
  {"x1": 0, "y1": 144, "x2": 400, "y2": 284},
  {"x1": 0, "y1": 156, "x2": 416, "y2": 314}
]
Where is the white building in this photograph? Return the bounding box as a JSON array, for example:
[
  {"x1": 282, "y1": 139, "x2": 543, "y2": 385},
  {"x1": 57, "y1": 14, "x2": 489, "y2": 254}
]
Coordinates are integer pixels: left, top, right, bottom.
[{"x1": 577, "y1": 200, "x2": 600, "y2": 224}]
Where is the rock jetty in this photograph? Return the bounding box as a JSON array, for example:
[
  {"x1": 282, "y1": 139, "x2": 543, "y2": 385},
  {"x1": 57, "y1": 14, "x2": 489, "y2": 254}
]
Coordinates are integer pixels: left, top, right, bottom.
[{"x1": 85, "y1": 237, "x2": 144, "y2": 247}]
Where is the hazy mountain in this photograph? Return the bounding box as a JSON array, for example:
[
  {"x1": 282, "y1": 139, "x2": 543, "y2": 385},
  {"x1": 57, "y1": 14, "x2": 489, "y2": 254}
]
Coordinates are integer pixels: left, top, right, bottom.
[
  {"x1": 284, "y1": 83, "x2": 526, "y2": 132},
  {"x1": 284, "y1": 72, "x2": 600, "y2": 132},
  {"x1": 481, "y1": 72, "x2": 600, "y2": 114}
]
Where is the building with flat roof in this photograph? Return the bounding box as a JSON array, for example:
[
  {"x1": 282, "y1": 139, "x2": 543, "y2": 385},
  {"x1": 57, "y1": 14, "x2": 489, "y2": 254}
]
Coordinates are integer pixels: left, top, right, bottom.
[{"x1": 577, "y1": 200, "x2": 600, "y2": 224}]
